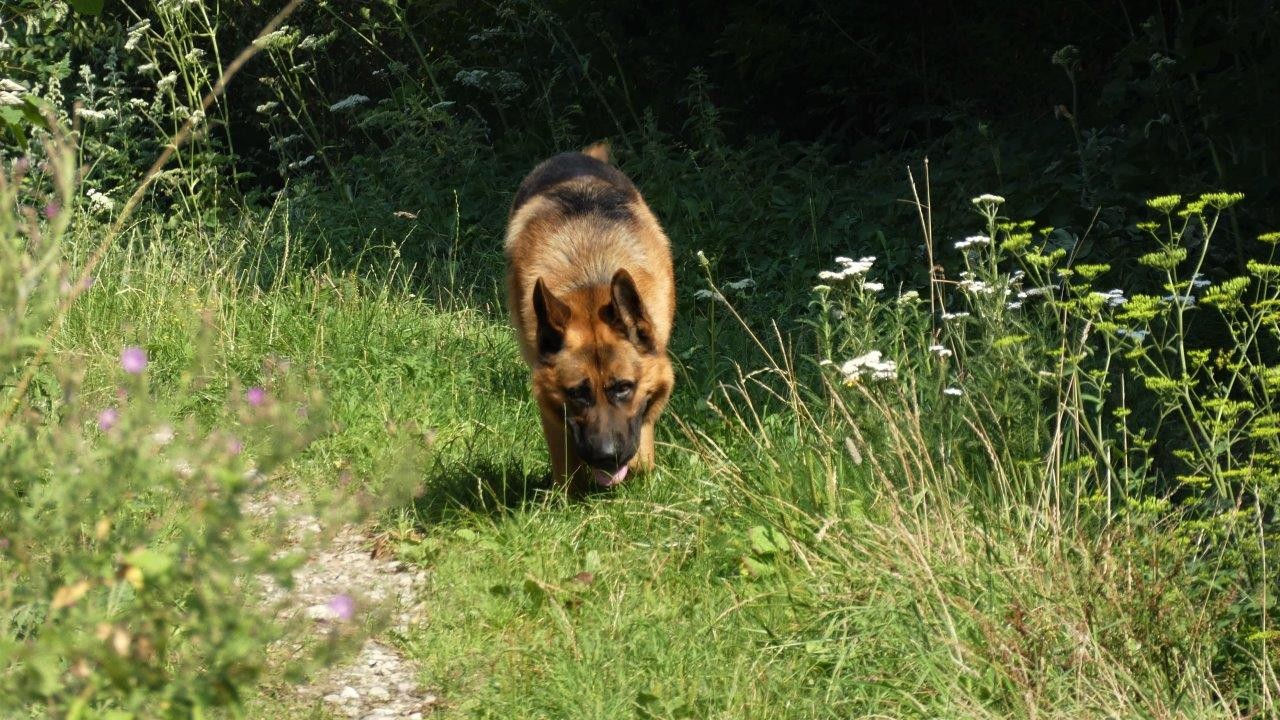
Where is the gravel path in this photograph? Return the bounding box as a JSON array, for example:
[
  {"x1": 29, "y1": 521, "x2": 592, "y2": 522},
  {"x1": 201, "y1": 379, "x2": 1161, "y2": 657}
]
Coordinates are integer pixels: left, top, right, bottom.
[{"x1": 251, "y1": 493, "x2": 439, "y2": 719}]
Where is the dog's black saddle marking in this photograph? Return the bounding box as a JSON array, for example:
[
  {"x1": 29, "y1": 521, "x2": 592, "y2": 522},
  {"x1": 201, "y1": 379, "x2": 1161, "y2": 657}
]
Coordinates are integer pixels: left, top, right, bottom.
[{"x1": 512, "y1": 152, "x2": 639, "y2": 221}]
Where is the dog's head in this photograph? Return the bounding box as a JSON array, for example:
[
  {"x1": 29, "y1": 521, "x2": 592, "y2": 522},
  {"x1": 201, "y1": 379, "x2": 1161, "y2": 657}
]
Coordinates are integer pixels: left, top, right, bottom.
[{"x1": 530, "y1": 268, "x2": 672, "y2": 485}]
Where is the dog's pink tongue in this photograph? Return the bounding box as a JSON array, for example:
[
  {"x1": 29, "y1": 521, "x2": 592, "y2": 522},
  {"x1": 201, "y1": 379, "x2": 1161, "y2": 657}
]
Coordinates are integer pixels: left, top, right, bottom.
[{"x1": 593, "y1": 464, "x2": 629, "y2": 487}]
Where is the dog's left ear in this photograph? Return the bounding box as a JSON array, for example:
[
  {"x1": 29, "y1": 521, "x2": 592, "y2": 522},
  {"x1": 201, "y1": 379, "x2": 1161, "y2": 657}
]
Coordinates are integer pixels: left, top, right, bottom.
[{"x1": 603, "y1": 268, "x2": 656, "y2": 353}]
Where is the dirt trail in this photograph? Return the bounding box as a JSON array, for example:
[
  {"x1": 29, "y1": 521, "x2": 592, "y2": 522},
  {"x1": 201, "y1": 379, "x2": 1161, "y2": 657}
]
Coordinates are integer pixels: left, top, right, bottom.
[{"x1": 251, "y1": 493, "x2": 439, "y2": 719}]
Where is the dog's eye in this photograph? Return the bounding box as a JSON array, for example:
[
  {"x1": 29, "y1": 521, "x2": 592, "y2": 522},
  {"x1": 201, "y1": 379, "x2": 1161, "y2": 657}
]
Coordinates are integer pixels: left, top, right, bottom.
[
  {"x1": 608, "y1": 381, "x2": 635, "y2": 401},
  {"x1": 565, "y1": 382, "x2": 593, "y2": 406}
]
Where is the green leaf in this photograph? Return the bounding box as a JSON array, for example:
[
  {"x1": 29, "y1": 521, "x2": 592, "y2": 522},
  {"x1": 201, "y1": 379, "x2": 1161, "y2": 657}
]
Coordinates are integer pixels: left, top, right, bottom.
[
  {"x1": 69, "y1": 0, "x2": 105, "y2": 15},
  {"x1": 125, "y1": 547, "x2": 173, "y2": 577},
  {"x1": 747, "y1": 524, "x2": 787, "y2": 556}
]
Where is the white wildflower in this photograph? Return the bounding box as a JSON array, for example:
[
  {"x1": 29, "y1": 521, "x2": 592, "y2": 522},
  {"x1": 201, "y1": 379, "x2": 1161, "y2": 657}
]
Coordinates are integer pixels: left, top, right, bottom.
[
  {"x1": 75, "y1": 107, "x2": 112, "y2": 121},
  {"x1": 1162, "y1": 293, "x2": 1196, "y2": 307},
  {"x1": 862, "y1": 281, "x2": 885, "y2": 292},
  {"x1": 693, "y1": 288, "x2": 721, "y2": 301},
  {"x1": 85, "y1": 188, "x2": 115, "y2": 213},
  {"x1": 256, "y1": 100, "x2": 279, "y2": 114},
  {"x1": 156, "y1": 72, "x2": 178, "y2": 91},
  {"x1": 959, "y1": 278, "x2": 994, "y2": 294},
  {"x1": 124, "y1": 19, "x2": 150, "y2": 51},
  {"x1": 329, "y1": 94, "x2": 370, "y2": 112},
  {"x1": 137, "y1": 62, "x2": 157, "y2": 73},
  {"x1": 943, "y1": 386, "x2": 963, "y2": 396},
  {"x1": 1090, "y1": 288, "x2": 1127, "y2": 307},
  {"x1": 185, "y1": 48, "x2": 205, "y2": 63},
  {"x1": 723, "y1": 278, "x2": 756, "y2": 292},
  {"x1": 270, "y1": 133, "x2": 303, "y2": 149},
  {"x1": 971, "y1": 193, "x2": 1006, "y2": 205},
  {"x1": 188, "y1": 109, "x2": 205, "y2": 126},
  {"x1": 813, "y1": 284, "x2": 832, "y2": 293},
  {"x1": 1117, "y1": 328, "x2": 1150, "y2": 340},
  {"x1": 835, "y1": 350, "x2": 898, "y2": 384},
  {"x1": 455, "y1": 69, "x2": 489, "y2": 87},
  {"x1": 819, "y1": 255, "x2": 875, "y2": 282},
  {"x1": 940, "y1": 311, "x2": 971, "y2": 321},
  {"x1": 929, "y1": 344, "x2": 953, "y2": 358},
  {"x1": 696, "y1": 250, "x2": 709, "y2": 267},
  {"x1": 1006, "y1": 301, "x2": 1024, "y2": 310},
  {"x1": 150, "y1": 424, "x2": 174, "y2": 446},
  {"x1": 129, "y1": 98, "x2": 149, "y2": 108},
  {"x1": 0, "y1": 79, "x2": 24, "y2": 106},
  {"x1": 253, "y1": 27, "x2": 296, "y2": 50},
  {"x1": 954, "y1": 235, "x2": 991, "y2": 250},
  {"x1": 897, "y1": 289, "x2": 920, "y2": 304},
  {"x1": 1190, "y1": 273, "x2": 1211, "y2": 289},
  {"x1": 287, "y1": 155, "x2": 316, "y2": 170}
]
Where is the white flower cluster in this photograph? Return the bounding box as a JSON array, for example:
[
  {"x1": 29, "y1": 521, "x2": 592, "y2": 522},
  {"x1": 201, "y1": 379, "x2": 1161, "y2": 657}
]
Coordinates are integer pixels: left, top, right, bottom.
[
  {"x1": 75, "y1": 107, "x2": 114, "y2": 122},
  {"x1": 957, "y1": 272, "x2": 995, "y2": 295},
  {"x1": 971, "y1": 193, "x2": 1005, "y2": 206},
  {"x1": 329, "y1": 94, "x2": 369, "y2": 112},
  {"x1": 270, "y1": 133, "x2": 303, "y2": 150},
  {"x1": 256, "y1": 100, "x2": 279, "y2": 114},
  {"x1": 86, "y1": 188, "x2": 115, "y2": 213},
  {"x1": 1190, "y1": 273, "x2": 1211, "y2": 289},
  {"x1": 253, "y1": 27, "x2": 297, "y2": 51},
  {"x1": 929, "y1": 344, "x2": 953, "y2": 358},
  {"x1": 0, "y1": 79, "x2": 25, "y2": 106},
  {"x1": 287, "y1": 155, "x2": 316, "y2": 170},
  {"x1": 124, "y1": 20, "x2": 151, "y2": 51},
  {"x1": 1092, "y1": 288, "x2": 1127, "y2": 307},
  {"x1": 954, "y1": 235, "x2": 991, "y2": 250},
  {"x1": 823, "y1": 350, "x2": 898, "y2": 384},
  {"x1": 818, "y1": 255, "x2": 875, "y2": 282}
]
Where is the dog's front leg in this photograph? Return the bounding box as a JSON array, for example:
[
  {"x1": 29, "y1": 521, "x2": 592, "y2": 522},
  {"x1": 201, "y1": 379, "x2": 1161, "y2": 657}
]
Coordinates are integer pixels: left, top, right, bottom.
[{"x1": 631, "y1": 420, "x2": 656, "y2": 474}]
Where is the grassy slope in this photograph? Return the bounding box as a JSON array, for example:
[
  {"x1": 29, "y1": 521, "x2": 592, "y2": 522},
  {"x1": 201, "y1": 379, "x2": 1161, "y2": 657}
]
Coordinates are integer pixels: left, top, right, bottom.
[{"x1": 53, "y1": 196, "x2": 1266, "y2": 718}]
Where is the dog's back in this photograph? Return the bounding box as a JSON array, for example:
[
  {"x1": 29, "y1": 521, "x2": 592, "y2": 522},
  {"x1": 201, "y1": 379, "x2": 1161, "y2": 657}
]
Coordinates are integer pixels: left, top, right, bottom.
[{"x1": 505, "y1": 146, "x2": 674, "y2": 366}]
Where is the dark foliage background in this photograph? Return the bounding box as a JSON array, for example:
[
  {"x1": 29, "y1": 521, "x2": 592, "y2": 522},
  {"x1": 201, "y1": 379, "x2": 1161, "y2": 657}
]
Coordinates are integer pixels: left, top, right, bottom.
[{"x1": 5, "y1": 0, "x2": 1279, "y2": 315}]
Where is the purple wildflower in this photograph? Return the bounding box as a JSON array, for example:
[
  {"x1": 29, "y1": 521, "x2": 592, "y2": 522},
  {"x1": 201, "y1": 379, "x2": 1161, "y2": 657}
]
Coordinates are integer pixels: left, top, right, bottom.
[
  {"x1": 327, "y1": 594, "x2": 355, "y2": 622},
  {"x1": 120, "y1": 346, "x2": 147, "y2": 374},
  {"x1": 226, "y1": 436, "x2": 243, "y2": 455},
  {"x1": 97, "y1": 407, "x2": 120, "y2": 431},
  {"x1": 245, "y1": 386, "x2": 266, "y2": 407},
  {"x1": 43, "y1": 202, "x2": 59, "y2": 219}
]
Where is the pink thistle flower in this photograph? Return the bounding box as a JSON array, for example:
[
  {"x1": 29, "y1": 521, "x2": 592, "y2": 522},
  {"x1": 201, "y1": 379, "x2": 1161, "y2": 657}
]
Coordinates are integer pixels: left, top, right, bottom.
[
  {"x1": 97, "y1": 407, "x2": 120, "y2": 431},
  {"x1": 327, "y1": 594, "x2": 355, "y2": 622},
  {"x1": 43, "y1": 202, "x2": 59, "y2": 219},
  {"x1": 120, "y1": 346, "x2": 147, "y2": 374},
  {"x1": 226, "y1": 436, "x2": 243, "y2": 455},
  {"x1": 245, "y1": 386, "x2": 266, "y2": 407}
]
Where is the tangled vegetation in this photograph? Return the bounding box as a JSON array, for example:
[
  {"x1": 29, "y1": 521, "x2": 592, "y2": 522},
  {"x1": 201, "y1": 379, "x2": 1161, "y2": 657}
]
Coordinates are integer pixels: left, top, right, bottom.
[{"x1": 2, "y1": 1, "x2": 1278, "y2": 717}]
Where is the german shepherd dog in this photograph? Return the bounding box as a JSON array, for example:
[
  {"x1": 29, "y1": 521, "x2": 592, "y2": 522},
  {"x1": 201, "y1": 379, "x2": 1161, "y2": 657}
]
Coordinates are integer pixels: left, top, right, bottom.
[{"x1": 505, "y1": 143, "x2": 675, "y2": 491}]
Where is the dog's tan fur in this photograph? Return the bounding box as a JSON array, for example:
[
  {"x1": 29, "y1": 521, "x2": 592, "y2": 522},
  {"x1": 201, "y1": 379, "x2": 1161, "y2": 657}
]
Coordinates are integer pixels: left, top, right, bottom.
[{"x1": 505, "y1": 142, "x2": 675, "y2": 491}]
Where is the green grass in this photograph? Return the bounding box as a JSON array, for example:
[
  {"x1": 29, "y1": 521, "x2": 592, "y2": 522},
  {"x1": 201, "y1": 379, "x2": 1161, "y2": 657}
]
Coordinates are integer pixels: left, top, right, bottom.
[{"x1": 42, "y1": 202, "x2": 1275, "y2": 719}]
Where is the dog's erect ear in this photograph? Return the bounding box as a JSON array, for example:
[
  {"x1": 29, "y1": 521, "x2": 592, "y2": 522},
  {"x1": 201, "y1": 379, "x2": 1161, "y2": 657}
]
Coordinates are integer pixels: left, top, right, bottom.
[
  {"x1": 603, "y1": 268, "x2": 656, "y2": 354},
  {"x1": 533, "y1": 278, "x2": 570, "y2": 362}
]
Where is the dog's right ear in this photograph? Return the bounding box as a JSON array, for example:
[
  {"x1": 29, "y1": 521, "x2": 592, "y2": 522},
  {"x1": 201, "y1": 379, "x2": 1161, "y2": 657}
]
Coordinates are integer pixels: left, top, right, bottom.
[{"x1": 532, "y1": 278, "x2": 570, "y2": 362}]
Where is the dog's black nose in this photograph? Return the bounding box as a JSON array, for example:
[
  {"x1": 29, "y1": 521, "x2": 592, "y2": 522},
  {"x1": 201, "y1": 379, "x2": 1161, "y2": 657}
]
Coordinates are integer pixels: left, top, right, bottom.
[{"x1": 577, "y1": 439, "x2": 633, "y2": 472}]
